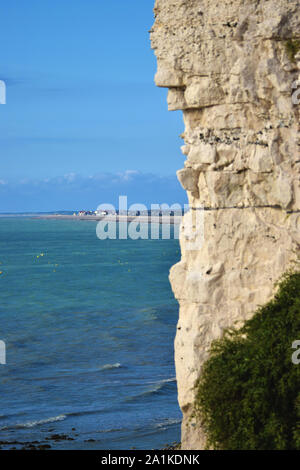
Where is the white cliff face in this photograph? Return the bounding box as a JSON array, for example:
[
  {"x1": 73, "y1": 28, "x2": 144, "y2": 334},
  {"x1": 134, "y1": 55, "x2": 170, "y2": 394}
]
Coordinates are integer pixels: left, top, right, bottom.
[{"x1": 151, "y1": 0, "x2": 300, "y2": 449}]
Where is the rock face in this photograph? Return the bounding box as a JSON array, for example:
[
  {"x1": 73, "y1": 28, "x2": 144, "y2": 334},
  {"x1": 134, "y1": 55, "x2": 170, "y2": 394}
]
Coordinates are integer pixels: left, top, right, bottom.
[{"x1": 151, "y1": 0, "x2": 300, "y2": 449}]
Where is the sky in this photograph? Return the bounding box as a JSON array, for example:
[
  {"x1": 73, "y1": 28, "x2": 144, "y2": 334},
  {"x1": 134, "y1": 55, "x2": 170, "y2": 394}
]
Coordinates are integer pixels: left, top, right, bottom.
[{"x1": 0, "y1": 0, "x2": 186, "y2": 212}]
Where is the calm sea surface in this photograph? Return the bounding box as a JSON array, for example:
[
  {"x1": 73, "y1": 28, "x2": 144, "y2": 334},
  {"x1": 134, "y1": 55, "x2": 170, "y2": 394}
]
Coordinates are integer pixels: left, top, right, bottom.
[{"x1": 0, "y1": 218, "x2": 181, "y2": 449}]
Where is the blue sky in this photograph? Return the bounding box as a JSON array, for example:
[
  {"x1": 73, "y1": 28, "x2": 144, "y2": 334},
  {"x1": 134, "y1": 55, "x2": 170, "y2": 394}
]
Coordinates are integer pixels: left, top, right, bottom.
[{"x1": 0, "y1": 0, "x2": 186, "y2": 211}]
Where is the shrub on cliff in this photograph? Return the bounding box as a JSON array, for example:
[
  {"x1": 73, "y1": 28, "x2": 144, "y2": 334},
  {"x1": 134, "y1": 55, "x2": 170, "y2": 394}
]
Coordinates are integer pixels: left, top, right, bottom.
[
  {"x1": 285, "y1": 39, "x2": 300, "y2": 63},
  {"x1": 194, "y1": 272, "x2": 300, "y2": 450}
]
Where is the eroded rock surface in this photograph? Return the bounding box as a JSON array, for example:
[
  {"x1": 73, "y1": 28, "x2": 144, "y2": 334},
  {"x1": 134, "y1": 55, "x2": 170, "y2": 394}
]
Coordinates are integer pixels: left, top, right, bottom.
[{"x1": 151, "y1": 0, "x2": 300, "y2": 449}]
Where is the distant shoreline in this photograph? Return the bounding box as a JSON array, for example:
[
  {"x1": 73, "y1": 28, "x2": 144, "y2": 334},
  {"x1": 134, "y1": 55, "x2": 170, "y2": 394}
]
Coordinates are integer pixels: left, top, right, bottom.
[{"x1": 30, "y1": 214, "x2": 182, "y2": 225}]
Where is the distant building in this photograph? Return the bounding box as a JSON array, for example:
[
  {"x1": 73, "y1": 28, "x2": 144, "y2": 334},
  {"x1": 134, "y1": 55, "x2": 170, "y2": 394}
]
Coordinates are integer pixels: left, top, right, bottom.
[
  {"x1": 78, "y1": 210, "x2": 95, "y2": 216},
  {"x1": 95, "y1": 210, "x2": 108, "y2": 216}
]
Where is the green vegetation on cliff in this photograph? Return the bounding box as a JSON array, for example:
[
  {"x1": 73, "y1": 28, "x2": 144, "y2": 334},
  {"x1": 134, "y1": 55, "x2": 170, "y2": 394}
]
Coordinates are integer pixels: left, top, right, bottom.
[
  {"x1": 285, "y1": 39, "x2": 300, "y2": 62},
  {"x1": 194, "y1": 272, "x2": 300, "y2": 450}
]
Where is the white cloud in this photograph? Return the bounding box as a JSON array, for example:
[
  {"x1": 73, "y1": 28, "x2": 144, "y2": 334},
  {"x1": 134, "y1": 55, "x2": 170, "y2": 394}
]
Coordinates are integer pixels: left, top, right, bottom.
[
  {"x1": 62, "y1": 172, "x2": 78, "y2": 184},
  {"x1": 116, "y1": 170, "x2": 140, "y2": 181},
  {"x1": 0, "y1": 171, "x2": 187, "y2": 212}
]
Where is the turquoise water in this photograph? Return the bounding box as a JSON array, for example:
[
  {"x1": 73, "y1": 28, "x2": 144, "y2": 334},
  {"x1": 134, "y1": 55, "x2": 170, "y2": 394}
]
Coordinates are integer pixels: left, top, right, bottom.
[{"x1": 0, "y1": 218, "x2": 181, "y2": 449}]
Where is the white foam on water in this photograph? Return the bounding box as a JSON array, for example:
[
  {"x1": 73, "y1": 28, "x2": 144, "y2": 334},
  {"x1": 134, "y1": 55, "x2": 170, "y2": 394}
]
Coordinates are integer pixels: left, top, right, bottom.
[
  {"x1": 0, "y1": 414, "x2": 67, "y2": 430},
  {"x1": 154, "y1": 418, "x2": 182, "y2": 429},
  {"x1": 100, "y1": 363, "x2": 122, "y2": 371}
]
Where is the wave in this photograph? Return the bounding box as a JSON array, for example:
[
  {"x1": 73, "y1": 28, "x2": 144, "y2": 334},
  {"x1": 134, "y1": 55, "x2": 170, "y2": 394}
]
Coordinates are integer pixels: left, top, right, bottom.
[
  {"x1": 125, "y1": 377, "x2": 176, "y2": 402},
  {"x1": 154, "y1": 418, "x2": 182, "y2": 429},
  {"x1": 0, "y1": 404, "x2": 122, "y2": 431},
  {"x1": 100, "y1": 363, "x2": 122, "y2": 371},
  {"x1": 97, "y1": 427, "x2": 126, "y2": 434},
  {"x1": 94, "y1": 417, "x2": 181, "y2": 438},
  {"x1": 147, "y1": 377, "x2": 176, "y2": 385},
  {"x1": 67, "y1": 407, "x2": 113, "y2": 417},
  {"x1": 26, "y1": 363, "x2": 123, "y2": 382},
  {"x1": 0, "y1": 414, "x2": 67, "y2": 430}
]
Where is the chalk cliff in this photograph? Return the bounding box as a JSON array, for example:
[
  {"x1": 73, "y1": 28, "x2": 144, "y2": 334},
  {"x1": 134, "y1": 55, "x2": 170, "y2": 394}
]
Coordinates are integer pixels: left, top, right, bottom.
[{"x1": 151, "y1": 0, "x2": 300, "y2": 449}]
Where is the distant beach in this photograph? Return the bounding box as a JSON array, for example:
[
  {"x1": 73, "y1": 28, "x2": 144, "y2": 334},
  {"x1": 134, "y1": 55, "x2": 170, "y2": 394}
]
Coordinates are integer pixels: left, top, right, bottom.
[{"x1": 30, "y1": 214, "x2": 182, "y2": 225}]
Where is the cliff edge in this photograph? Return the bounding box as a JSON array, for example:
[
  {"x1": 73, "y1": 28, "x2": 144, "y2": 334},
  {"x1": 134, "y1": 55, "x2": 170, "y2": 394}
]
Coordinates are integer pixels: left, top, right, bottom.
[{"x1": 151, "y1": 0, "x2": 300, "y2": 449}]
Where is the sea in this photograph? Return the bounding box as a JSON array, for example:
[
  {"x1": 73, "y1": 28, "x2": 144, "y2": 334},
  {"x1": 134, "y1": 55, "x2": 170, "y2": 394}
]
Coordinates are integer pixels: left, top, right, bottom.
[{"x1": 0, "y1": 217, "x2": 181, "y2": 449}]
